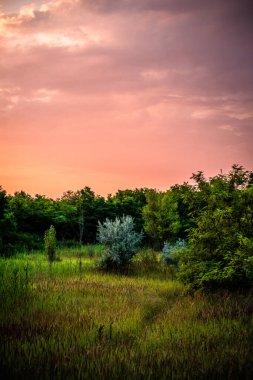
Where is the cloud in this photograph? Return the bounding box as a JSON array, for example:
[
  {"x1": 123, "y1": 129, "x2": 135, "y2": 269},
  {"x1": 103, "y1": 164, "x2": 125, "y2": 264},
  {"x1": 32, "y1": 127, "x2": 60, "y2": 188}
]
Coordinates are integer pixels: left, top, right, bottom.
[
  {"x1": 0, "y1": 0, "x2": 252, "y2": 196},
  {"x1": 78, "y1": 0, "x2": 251, "y2": 17},
  {"x1": 1, "y1": 0, "x2": 252, "y2": 112}
]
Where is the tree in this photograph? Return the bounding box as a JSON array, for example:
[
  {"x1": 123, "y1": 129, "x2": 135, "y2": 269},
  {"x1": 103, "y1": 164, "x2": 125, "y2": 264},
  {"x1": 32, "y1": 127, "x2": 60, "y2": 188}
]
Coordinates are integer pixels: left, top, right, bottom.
[
  {"x1": 178, "y1": 166, "x2": 253, "y2": 291},
  {"x1": 143, "y1": 190, "x2": 180, "y2": 248},
  {"x1": 110, "y1": 188, "x2": 148, "y2": 232},
  {"x1": 8, "y1": 191, "x2": 55, "y2": 251},
  {"x1": 0, "y1": 187, "x2": 17, "y2": 255}
]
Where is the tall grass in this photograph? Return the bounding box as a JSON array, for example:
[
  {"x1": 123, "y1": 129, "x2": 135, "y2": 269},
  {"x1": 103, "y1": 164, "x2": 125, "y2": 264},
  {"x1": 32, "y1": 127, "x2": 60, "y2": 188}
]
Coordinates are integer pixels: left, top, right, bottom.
[{"x1": 0, "y1": 247, "x2": 252, "y2": 379}]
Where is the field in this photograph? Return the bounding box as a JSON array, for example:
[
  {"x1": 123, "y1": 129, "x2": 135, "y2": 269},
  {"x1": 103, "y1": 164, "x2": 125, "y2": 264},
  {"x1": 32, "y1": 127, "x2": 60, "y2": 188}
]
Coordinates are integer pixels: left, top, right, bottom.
[{"x1": 1, "y1": 247, "x2": 253, "y2": 380}]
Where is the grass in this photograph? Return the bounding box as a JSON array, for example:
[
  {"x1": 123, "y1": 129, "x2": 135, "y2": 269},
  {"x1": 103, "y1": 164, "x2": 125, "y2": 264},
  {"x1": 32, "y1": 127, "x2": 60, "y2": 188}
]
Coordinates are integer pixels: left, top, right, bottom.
[{"x1": 0, "y1": 246, "x2": 252, "y2": 379}]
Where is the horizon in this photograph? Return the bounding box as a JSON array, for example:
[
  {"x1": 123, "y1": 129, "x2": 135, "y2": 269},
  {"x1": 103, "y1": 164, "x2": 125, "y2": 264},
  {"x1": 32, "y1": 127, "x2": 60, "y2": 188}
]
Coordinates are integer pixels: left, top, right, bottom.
[
  {"x1": 1, "y1": 0, "x2": 253, "y2": 198},
  {"x1": 1, "y1": 162, "x2": 250, "y2": 199}
]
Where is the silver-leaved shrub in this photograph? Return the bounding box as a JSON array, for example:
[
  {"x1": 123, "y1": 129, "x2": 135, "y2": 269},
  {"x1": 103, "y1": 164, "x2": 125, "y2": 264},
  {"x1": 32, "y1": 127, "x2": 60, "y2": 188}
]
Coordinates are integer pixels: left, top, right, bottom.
[
  {"x1": 97, "y1": 215, "x2": 143, "y2": 270},
  {"x1": 162, "y1": 239, "x2": 188, "y2": 268}
]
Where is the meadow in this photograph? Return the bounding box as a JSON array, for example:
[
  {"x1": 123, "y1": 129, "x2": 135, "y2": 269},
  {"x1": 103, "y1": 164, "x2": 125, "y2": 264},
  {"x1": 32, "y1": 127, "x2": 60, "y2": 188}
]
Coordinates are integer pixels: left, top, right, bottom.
[{"x1": 0, "y1": 246, "x2": 253, "y2": 380}]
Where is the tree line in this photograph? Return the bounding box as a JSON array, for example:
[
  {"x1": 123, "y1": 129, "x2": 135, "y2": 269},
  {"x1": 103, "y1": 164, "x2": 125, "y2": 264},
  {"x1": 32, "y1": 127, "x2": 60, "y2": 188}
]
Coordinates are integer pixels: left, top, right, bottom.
[
  {"x1": 1, "y1": 164, "x2": 253, "y2": 258},
  {"x1": 0, "y1": 185, "x2": 147, "y2": 254}
]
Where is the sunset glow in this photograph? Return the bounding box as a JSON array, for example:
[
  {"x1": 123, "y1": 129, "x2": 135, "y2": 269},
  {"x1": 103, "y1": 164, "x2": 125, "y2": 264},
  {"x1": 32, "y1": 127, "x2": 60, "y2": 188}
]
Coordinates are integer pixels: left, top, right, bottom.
[{"x1": 1, "y1": 0, "x2": 253, "y2": 197}]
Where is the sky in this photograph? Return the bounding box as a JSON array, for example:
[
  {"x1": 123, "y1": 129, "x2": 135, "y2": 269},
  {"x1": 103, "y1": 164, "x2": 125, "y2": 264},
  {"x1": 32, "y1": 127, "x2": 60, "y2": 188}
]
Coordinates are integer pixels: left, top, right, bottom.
[{"x1": 0, "y1": 0, "x2": 253, "y2": 198}]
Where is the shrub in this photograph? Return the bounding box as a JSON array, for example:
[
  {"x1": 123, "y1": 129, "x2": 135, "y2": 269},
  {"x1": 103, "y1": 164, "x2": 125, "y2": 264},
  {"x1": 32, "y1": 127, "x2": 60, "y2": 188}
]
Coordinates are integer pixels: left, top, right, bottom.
[
  {"x1": 97, "y1": 215, "x2": 143, "y2": 270},
  {"x1": 44, "y1": 225, "x2": 57, "y2": 262},
  {"x1": 133, "y1": 248, "x2": 158, "y2": 265},
  {"x1": 177, "y1": 182, "x2": 253, "y2": 291},
  {"x1": 162, "y1": 239, "x2": 187, "y2": 268},
  {"x1": 178, "y1": 234, "x2": 253, "y2": 291}
]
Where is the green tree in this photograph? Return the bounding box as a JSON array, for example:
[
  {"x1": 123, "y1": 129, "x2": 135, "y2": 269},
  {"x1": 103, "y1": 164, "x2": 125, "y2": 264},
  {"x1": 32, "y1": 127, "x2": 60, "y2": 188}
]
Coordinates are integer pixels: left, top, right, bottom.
[
  {"x1": 0, "y1": 187, "x2": 17, "y2": 255},
  {"x1": 178, "y1": 166, "x2": 253, "y2": 290},
  {"x1": 57, "y1": 187, "x2": 114, "y2": 245},
  {"x1": 110, "y1": 188, "x2": 148, "y2": 232},
  {"x1": 169, "y1": 183, "x2": 195, "y2": 239},
  {"x1": 143, "y1": 190, "x2": 180, "y2": 248}
]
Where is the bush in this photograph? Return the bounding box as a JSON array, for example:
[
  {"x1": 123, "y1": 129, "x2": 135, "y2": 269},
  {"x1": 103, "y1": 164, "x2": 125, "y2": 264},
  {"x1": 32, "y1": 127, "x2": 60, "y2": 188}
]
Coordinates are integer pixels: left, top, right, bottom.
[
  {"x1": 97, "y1": 215, "x2": 143, "y2": 270},
  {"x1": 44, "y1": 225, "x2": 57, "y2": 262},
  {"x1": 178, "y1": 234, "x2": 253, "y2": 291},
  {"x1": 162, "y1": 239, "x2": 188, "y2": 268},
  {"x1": 177, "y1": 182, "x2": 253, "y2": 291},
  {"x1": 133, "y1": 248, "x2": 158, "y2": 265}
]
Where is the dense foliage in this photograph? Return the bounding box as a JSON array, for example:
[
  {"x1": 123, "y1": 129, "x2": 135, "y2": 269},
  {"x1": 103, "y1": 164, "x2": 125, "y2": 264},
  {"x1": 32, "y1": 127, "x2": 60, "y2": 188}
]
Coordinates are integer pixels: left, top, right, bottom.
[
  {"x1": 178, "y1": 166, "x2": 253, "y2": 290},
  {"x1": 1, "y1": 164, "x2": 253, "y2": 290},
  {"x1": 97, "y1": 215, "x2": 143, "y2": 269},
  {"x1": 0, "y1": 187, "x2": 148, "y2": 254}
]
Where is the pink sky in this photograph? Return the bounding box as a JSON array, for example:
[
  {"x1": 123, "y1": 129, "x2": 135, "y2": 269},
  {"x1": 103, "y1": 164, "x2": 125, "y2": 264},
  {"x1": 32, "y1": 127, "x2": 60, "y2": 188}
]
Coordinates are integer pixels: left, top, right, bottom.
[{"x1": 1, "y1": 0, "x2": 253, "y2": 197}]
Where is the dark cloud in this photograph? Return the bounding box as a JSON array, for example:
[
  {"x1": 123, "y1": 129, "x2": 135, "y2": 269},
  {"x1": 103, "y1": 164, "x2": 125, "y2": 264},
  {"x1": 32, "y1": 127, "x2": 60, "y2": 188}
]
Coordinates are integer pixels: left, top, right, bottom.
[{"x1": 80, "y1": 0, "x2": 253, "y2": 17}]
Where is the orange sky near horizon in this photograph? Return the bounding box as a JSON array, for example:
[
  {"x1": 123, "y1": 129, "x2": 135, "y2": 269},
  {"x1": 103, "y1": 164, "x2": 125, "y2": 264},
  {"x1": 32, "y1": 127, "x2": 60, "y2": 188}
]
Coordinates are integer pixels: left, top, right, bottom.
[{"x1": 1, "y1": 0, "x2": 253, "y2": 198}]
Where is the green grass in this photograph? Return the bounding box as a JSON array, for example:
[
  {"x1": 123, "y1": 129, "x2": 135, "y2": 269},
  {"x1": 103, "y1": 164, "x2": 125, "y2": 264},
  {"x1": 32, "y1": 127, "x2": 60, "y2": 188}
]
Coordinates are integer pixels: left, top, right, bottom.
[{"x1": 0, "y1": 247, "x2": 252, "y2": 379}]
